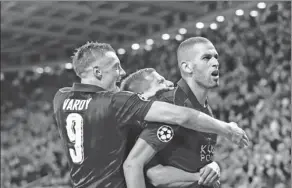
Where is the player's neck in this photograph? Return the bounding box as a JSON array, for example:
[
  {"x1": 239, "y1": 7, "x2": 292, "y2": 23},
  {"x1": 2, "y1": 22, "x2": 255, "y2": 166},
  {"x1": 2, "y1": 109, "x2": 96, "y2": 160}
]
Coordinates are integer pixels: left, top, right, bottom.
[
  {"x1": 81, "y1": 78, "x2": 101, "y2": 87},
  {"x1": 80, "y1": 78, "x2": 115, "y2": 91},
  {"x1": 185, "y1": 78, "x2": 208, "y2": 107}
]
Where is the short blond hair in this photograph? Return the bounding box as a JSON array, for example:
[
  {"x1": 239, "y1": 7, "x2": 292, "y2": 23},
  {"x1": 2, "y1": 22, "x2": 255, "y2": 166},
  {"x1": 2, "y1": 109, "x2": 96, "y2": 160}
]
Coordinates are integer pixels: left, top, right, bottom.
[
  {"x1": 72, "y1": 41, "x2": 115, "y2": 77},
  {"x1": 120, "y1": 68, "x2": 156, "y2": 93}
]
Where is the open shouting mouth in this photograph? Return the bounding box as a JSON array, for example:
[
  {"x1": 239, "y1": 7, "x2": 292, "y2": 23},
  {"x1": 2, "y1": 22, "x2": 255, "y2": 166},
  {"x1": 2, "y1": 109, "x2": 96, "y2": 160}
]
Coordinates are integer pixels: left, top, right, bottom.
[
  {"x1": 211, "y1": 70, "x2": 219, "y2": 78},
  {"x1": 211, "y1": 70, "x2": 219, "y2": 77}
]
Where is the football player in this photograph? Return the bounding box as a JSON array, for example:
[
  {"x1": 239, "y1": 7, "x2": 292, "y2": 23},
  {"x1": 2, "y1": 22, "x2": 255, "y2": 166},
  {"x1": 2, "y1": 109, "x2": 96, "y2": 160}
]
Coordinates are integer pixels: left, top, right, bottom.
[
  {"x1": 123, "y1": 37, "x2": 246, "y2": 188},
  {"x1": 53, "y1": 41, "x2": 248, "y2": 188},
  {"x1": 121, "y1": 68, "x2": 220, "y2": 188}
]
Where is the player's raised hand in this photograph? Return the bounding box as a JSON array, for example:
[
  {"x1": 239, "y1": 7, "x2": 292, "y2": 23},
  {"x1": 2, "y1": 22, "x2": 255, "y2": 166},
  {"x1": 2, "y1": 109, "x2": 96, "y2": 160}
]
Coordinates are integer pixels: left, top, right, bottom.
[{"x1": 227, "y1": 122, "x2": 249, "y2": 148}]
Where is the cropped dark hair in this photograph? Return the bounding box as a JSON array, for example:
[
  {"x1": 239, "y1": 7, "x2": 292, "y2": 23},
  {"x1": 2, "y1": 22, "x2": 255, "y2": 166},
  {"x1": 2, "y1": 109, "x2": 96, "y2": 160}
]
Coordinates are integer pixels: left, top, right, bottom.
[{"x1": 177, "y1": 37, "x2": 211, "y2": 63}]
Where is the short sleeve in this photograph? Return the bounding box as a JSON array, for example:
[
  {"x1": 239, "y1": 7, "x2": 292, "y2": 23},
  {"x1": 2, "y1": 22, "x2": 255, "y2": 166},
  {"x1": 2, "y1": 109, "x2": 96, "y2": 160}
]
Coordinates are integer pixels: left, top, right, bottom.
[
  {"x1": 53, "y1": 90, "x2": 63, "y2": 114},
  {"x1": 139, "y1": 90, "x2": 179, "y2": 151},
  {"x1": 111, "y1": 91, "x2": 155, "y2": 127},
  {"x1": 139, "y1": 122, "x2": 179, "y2": 151},
  {"x1": 53, "y1": 88, "x2": 71, "y2": 114}
]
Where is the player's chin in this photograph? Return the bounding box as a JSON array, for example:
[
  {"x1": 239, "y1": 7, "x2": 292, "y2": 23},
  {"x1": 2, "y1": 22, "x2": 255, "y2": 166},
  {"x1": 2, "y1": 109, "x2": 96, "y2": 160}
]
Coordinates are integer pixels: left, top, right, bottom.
[
  {"x1": 115, "y1": 78, "x2": 121, "y2": 86},
  {"x1": 113, "y1": 80, "x2": 121, "y2": 91},
  {"x1": 209, "y1": 80, "x2": 219, "y2": 88},
  {"x1": 211, "y1": 76, "x2": 219, "y2": 83}
]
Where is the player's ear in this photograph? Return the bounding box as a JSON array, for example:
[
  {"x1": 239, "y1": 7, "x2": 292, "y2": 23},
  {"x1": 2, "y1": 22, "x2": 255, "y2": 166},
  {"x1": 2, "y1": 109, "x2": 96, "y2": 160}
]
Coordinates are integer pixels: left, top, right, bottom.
[
  {"x1": 93, "y1": 66, "x2": 102, "y2": 80},
  {"x1": 181, "y1": 61, "x2": 193, "y2": 74}
]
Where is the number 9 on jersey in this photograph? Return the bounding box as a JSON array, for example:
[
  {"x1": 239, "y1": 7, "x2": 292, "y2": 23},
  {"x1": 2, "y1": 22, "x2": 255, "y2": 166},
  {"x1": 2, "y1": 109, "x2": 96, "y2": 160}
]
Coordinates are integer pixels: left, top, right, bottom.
[{"x1": 66, "y1": 113, "x2": 84, "y2": 164}]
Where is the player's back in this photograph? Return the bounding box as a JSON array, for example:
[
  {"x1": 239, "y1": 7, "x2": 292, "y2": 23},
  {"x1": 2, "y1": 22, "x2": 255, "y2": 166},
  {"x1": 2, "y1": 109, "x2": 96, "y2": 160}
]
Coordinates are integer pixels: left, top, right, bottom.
[
  {"x1": 53, "y1": 83, "x2": 154, "y2": 188},
  {"x1": 53, "y1": 86, "x2": 127, "y2": 188}
]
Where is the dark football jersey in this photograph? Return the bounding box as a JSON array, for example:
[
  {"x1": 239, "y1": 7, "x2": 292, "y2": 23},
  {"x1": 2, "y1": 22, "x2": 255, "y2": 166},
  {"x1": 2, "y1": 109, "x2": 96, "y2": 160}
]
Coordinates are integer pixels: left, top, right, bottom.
[
  {"x1": 124, "y1": 93, "x2": 177, "y2": 188},
  {"x1": 138, "y1": 92, "x2": 179, "y2": 152},
  {"x1": 125, "y1": 120, "x2": 145, "y2": 154},
  {"x1": 139, "y1": 79, "x2": 217, "y2": 188},
  {"x1": 53, "y1": 83, "x2": 154, "y2": 188},
  {"x1": 127, "y1": 94, "x2": 179, "y2": 152}
]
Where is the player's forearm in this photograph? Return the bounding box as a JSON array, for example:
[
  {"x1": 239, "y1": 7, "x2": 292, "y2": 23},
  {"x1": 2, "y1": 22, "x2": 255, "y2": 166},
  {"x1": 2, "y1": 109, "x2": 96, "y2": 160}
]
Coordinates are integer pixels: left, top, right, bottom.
[
  {"x1": 145, "y1": 101, "x2": 189, "y2": 126},
  {"x1": 123, "y1": 161, "x2": 146, "y2": 188},
  {"x1": 158, "y1": 182, "x2": 195, "y2": 188},
  {"x1": 123, "y1": 138, "x2": 158, "y2": 188},
  {"x1": 147, "y1": 165, "x2": 199, "y2": 187},
  {"x1": 145, "y1": 102, "x2": 231, "y2": 139},
  {"x1": 181, "y1": 108, "x2": 231, "y2": 138}
]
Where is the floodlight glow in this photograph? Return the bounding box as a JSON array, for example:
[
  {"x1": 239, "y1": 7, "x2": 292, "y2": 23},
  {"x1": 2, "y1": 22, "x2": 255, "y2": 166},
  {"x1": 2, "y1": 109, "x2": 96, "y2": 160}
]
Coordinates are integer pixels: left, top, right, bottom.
[
  {"x1": 65, "y1": 63, "x2": 73, "y2": 69},
  {"x1": 210, "y1": 23, "x2": 218, "y2": 30},
  {"x1": 117, "y1": 48, "x2": 126, "y2": 55},
  {"x1": 131, "y1": 43, "x2": 140, "y2": 50},
  {"x1": 179, "y1": 28, "x2": 187, "y2": 34},
  {"x1": 175, "y1": 34, "x2": 183, "y2": 41},
  {"x1": 216, "y1": 16, "x2": 225, "y2": 22},
  {"x1": 250, "y1": 10, "x2": 258, "y2": 17},
  {"x1": 162, "y1": 33, "x2": 170, "y2": 40},
  {"x1": 257, "y1": 2, "x2": 266, "y2": 9},
  {"x1": 196, "y1": 22, "x2": 204, "y2": 29},
  {"x1": 36, "y1": 67, "x2": 44, "y2": 74},
  {"x1": 235, "y1": 9, "x2": 244, "y2": 16},
  {"x1": 146, "y1": 39, "x2": 154, "y2": 45}
]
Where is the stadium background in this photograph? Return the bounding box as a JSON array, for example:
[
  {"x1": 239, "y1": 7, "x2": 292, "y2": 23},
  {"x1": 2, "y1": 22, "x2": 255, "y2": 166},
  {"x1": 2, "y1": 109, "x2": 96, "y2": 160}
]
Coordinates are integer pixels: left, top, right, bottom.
[{"x1": 1, "y1": 1, "x2": 291, "y2": 188}]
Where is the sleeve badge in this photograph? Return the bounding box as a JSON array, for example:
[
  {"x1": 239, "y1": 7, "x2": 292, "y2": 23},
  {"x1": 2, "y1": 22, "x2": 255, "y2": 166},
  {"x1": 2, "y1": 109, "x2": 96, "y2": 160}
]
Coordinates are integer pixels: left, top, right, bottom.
[{"x1": 157, "y1": 125, "x2": 174, "y2": 142}]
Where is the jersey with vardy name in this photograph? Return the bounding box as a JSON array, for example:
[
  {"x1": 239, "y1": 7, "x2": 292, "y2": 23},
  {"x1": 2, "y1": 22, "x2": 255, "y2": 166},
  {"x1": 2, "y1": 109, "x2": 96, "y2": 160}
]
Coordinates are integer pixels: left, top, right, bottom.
[{"x1": 53, "y1": 86, "x2": 154, "y2": 188}]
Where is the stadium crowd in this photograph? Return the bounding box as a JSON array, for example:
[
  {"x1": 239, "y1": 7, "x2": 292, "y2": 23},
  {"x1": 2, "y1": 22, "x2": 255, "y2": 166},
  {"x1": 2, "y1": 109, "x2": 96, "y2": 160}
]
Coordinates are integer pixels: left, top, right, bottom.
[{"x1": 1, "y1": 2, "x2": 291, "y2": 188}]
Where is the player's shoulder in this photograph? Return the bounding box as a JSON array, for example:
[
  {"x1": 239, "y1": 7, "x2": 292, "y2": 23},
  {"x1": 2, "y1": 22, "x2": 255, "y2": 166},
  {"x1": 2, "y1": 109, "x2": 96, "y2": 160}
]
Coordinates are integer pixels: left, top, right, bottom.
[
  {"x1": 156, "y1": 88, "x2": 176, "y2": 103},
  {"x1": 54, "y1": 87, "x2": 71, "y2": 100},
  {"x1": 91, "y1": 90, "x2": 136, "y2": 103},
  {"x1": 110, "y1": 91, "x2": 137, "y2": 101},
  {"x1": 59, "y1": 87, "x2": 72, "y2": 93},
  {"x1": 115, "y1": 90, "x2": 135, "y2": 96},
  {"x1": 53, "y1": 87, "x2": 72, "y2": 113}
]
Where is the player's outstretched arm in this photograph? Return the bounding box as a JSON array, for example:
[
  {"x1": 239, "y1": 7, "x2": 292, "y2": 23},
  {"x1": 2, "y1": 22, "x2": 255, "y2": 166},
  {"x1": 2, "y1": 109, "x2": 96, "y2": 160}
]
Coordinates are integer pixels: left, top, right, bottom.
[
  {"x1": 123, "y1": 138, "x2": 157, "y2": 188},
  {"x1": 144, "y1": 101, "x2": 249, "y2": 147},
  {"x1": 147, "y1": 165, "x2": 199, "y2": 188},
  {"x1": 112, "y1": 92, "x2": 248, "y2": 147}
]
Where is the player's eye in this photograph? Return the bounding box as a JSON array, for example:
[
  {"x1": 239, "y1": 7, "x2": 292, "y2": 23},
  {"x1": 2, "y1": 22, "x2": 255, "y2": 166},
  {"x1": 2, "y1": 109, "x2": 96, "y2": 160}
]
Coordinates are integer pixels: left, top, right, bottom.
[
  {"x1": 203, "y1": 56, "x2": 211, "y2": 60},
  {"x1": 158, "y1": 79, "x2": 162, "y2": 83}
]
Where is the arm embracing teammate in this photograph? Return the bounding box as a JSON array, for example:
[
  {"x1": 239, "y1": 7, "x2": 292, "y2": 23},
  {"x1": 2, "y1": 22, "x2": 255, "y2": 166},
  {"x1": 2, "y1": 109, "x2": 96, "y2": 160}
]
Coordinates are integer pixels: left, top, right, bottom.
[{"x1": 121, "y1": 65, "x2": 248, "y2": 188}]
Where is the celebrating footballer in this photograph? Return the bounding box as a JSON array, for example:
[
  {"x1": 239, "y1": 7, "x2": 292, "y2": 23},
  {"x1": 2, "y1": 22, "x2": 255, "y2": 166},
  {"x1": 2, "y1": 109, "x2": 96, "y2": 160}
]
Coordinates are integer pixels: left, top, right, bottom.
[{"x1": 53, "y1": 39, "x2": 249, "y2": 188}]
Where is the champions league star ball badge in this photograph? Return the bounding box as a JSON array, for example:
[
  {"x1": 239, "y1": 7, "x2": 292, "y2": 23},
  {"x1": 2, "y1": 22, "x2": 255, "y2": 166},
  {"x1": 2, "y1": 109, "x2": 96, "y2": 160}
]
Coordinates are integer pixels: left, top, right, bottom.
[
  {"x1": 157, "y1": 125, "x2": 174, "y2": 142},
  {"x1": 137, "y1": 94, "x2": 150, "y2": 101}
]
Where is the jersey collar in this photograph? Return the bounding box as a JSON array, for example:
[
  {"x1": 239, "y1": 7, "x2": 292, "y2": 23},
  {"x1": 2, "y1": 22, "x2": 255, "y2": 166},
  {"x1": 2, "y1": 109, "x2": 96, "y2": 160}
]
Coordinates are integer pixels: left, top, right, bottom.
[
  {"x1": 177, "y1": 78, "x2": 208, "y2": 108},
  {"x1": 72, "y1": 83, "x2": 104, "y2": 92}
]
